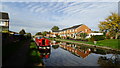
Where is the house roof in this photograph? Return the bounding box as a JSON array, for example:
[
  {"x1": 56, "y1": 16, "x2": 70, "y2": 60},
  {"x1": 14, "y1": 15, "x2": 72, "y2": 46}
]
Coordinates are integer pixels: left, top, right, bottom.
[
  {"x1": 0, "y1": 12, "x2": 9, "y2": 19},
  {"x1": 61, "y1": 24, "x2": 83, "y2": 31},
  {"x1": 52, "y1": 30, "x2": 60, "y2": 32},
  {"x1": 52, "y1": 24, "x2": 84, "y2": 32}
]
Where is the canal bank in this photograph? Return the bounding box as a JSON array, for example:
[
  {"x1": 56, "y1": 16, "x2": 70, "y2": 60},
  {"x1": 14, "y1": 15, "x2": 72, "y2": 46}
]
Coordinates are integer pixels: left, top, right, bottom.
[
  {"x1": 26, "y1": 41, "x2": 45, "y2": 67},
  {"x1": 55, "y1": 39, "x2": 120, "y2": 52}
]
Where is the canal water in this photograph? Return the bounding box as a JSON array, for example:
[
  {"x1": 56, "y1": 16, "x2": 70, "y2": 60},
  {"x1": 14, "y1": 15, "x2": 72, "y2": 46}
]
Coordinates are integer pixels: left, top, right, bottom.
[{"x1": 39, "y1": 41, "x2": 120, "y2": 67}]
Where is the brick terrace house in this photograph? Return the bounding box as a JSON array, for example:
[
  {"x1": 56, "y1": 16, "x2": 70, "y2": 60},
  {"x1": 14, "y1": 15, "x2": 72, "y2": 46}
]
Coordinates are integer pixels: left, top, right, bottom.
[
  {"x1": 49, "y1": 30, "x2": 60, "y2": 38},
  {"x1": 51, "y1": 24, "x2": 91, "y2": 39}
]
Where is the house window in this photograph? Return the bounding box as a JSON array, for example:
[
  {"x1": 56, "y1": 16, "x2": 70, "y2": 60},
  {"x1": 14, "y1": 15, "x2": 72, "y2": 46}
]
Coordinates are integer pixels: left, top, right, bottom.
[
  {"x1": 73, "y1": 29, "x2": 74, "y2": 32},
  {"x1": 70, "y1": 30, "x2": 71, "y2": 32},
  {"x1": 75, "y1": 29, "x2": 77, "y2": 32},
  {"x1": 0, "y1": 21, "x2": 4, "y2": 24},
  {"x1": 85, "y1": 29, "x2": 87, "y2": 32},
  {"x1": 0, "y1": 21, "x2": 5, "y2": 26},
  {"x1": 67, "y1": 30, "x2": 69, "y2": 33}
]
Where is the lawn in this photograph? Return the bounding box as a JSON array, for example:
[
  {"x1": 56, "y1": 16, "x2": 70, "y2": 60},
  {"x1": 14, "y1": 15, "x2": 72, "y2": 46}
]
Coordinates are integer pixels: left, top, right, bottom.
[
  {"x1": 55, "y1": 39, "x2": 120, "y2": 50},
  {"x1": 96, "y1": 39, "x2": 119, "y2": 49}
]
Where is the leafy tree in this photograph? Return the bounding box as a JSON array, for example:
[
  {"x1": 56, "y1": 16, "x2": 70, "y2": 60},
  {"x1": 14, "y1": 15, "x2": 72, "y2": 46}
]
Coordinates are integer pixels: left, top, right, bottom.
[
  {"x1": 80, "y1": 33, "x2": 87, "y2": 39},
  {"x1": 35, "y1": 32, "x2": 42, "y2": 35},
  {"x1": 51, "y1": 26, "x2": 59, "y2": 32},
  {"x1": 26, "y1": 33, "x2": 32, "y2": 39},
  {"x1": 98, "y1": 13, "x2": 120, "y2": 39},
  {"x1": 92, "y1": 31, "x2": 100, "y2": 33},
  {"x1": 42, "y1": 31, "x2": 48, "y2": 36},
  {"x1": 19, "y1": 29, "x2": 26, "y2": 35}
]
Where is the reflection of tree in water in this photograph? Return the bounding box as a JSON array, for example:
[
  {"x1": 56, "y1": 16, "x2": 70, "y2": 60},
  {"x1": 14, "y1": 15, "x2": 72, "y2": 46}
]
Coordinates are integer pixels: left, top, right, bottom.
[
  {"x1": 91, "y1": 48, "x2": 107, "y2": 55},
  {"x1": 52, "y1": 45, "x2": 59, "y2": 49},
  {"x1": 91, "y1": 48, "x2": 120, "y2": 55},
  {"x1": 98, "y1": 54, "x2": 120, "y2": 68}
]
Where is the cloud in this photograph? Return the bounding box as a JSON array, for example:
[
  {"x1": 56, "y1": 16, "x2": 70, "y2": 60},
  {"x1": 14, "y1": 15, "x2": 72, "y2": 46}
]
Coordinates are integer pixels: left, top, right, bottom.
[
  {"x1": 1, "y1": 0, "x2": 120, "y2": 2},
  {"x1": 1, "y1": 2, "x2": 118, "y2": 35}
]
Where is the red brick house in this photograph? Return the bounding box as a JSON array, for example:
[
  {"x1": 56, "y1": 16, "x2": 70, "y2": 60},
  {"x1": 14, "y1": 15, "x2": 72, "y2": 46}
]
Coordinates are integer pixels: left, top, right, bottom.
[
  {"x1": 51, "y1": 24, "x2": 91, "y2": 39},
  {"x1": 59, "y1": 24, "x2": 91, "y2": 38}
]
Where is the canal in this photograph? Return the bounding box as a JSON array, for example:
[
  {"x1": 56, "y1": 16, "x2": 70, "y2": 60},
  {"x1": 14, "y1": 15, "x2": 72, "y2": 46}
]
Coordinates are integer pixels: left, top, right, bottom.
[{"x1": 39, "y1": 41, "x2": 120, "y2": 67}]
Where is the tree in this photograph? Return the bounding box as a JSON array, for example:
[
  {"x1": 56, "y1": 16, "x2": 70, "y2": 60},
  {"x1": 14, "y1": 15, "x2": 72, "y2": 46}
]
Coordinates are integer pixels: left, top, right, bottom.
[
  {"x1": 19, "y1": 29, "x2": 26, "y2": 35},
  {"x1": 51, "y1": 26, "x2": 59, "y2": 32},
  {"x1": 98, "y1": 13, "x2": 120, "y2": 39},
  {"x1": 42, "y1": 31, "x2": 48, "y2": 36},
  {"x1": 80, "y1": 33, "x2": 87, "y2": 40},
  {"x1": 26, "y1": 33, "x2": 32, "y2": 39},
  {"x1": 35, "y1": 32, "x2": 42, "y2": 35}
]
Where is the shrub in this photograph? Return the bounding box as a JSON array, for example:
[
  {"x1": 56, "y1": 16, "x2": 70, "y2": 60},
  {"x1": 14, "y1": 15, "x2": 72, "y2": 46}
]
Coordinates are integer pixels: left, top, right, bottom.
[
  {"x1": 67, "y1": 37, "x2": 71, "y2": 39},
  {"x1": 106, "y1": 35, "x2": 110, "y2": 39},
  {"x1": 80, "y1": 33, "x2": 87, "y2": 39},
  {"x1": 56, "y1": 35, "x2": 60, "y2": 39},
  {"x1": 89, "y1": 35, "x2": 105, "y2": 41}
]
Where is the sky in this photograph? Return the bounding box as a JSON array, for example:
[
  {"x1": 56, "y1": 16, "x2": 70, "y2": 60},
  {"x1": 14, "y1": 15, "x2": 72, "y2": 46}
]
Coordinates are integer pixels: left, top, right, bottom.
[{"x1": 1, "y1": 1, "x2": 119, "y2": 35}]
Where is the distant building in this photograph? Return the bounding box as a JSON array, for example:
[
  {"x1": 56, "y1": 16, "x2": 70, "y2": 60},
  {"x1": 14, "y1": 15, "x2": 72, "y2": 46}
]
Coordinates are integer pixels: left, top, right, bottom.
[
  {"x1": 0, "y1": 12, "x2": 9, "y2": 32},
  {"x1": 51, "y1": 24, "x2": 92, "y2": 39},
  {"x1": 50, "y1": 30, "x2": 60, "y2": 38}
]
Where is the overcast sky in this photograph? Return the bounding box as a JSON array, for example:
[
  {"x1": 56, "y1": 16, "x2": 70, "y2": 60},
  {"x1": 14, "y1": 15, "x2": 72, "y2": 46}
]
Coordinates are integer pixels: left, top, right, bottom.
[{"x1": 1, "y1": 2, "x2": 118, "y2": 35}]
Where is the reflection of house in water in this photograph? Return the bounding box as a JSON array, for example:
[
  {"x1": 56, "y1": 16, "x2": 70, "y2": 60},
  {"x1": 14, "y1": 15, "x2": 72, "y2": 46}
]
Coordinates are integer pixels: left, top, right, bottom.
[{"x1": 60, "y1": 44, "x2": 91, "y2": 58}]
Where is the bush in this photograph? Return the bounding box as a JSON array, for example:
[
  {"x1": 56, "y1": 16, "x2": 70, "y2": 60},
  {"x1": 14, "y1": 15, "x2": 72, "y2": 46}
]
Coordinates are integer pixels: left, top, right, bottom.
[
  {"x1": 67, "y1": 37, "x2": 71, "y2": 39},
  {"x1": 89, "y1": 35, "x2": 105, "y2": 41},
  {"x1": 56, "y1": 35, "x2": 60, "y2": 39},
  {"x1": 80, "y1": 33, "x2": 87, "y2": 39},
  {"x1": 106, "y1": 35, "x2": 110, "y2": 39},
  {"x1": 79, "y1": 38, "x2": 88, "y2": 41}
]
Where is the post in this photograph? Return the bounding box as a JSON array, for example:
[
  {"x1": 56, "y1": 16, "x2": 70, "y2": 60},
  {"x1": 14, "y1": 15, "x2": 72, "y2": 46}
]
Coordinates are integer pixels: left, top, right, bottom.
[{"x1": 94, "y1": 41, "x2": 97, "y2": 44}]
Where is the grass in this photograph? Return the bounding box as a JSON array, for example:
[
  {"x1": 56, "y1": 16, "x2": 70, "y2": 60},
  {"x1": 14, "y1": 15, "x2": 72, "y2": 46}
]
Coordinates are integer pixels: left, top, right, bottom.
[
  {"x1": 55, "y1": 38, "x2": 120, "y2": 50},
  {"x1": 30, "y1": 42, "x2": 38, "y2": 49},
  {"x1": 96, "y1": 39, "x2": 119, "y2": 49}
]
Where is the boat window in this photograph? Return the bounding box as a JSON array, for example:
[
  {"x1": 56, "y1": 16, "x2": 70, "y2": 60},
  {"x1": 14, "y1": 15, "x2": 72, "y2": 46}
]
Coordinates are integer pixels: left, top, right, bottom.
[{"x1": 36, "y1": 37, "x2": 42, "y2": 39}]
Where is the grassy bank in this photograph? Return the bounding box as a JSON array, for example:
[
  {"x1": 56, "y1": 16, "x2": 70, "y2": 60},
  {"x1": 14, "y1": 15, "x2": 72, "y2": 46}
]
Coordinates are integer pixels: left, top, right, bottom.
[
  {"x1": 96, "y1": 39, "x2": 119, "y2": 49},
  {"x1": 26, "y1": 40, "x2": 44, "y2": 67},
  {"x1": 55, "y1": 39, "x2": 120, "y2": 50}
]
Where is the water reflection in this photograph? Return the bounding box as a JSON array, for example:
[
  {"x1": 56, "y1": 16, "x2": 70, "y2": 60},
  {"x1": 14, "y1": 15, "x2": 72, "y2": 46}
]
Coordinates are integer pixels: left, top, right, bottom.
[
  {"x1": 59, "y1": 43, "x2": 91, "y2": 58},
  {"x1": 38, "y1": 49, "x2": 51, "y2": 59},
  {"x1": 59, "y1": 42, "x2": 120, "y2": 66},
  {"x1": 52, "y1": 45, "x2": 59, "y2": 49},
  {"x1": 98, "y1": 54, "x2": 120, "y2": 67},
  {"x1": 41, "y1": 41, "x2": 120, "y2": 66},
  {"x1": 51, "y1": 41, "x2": 60, "y2": 49}
]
